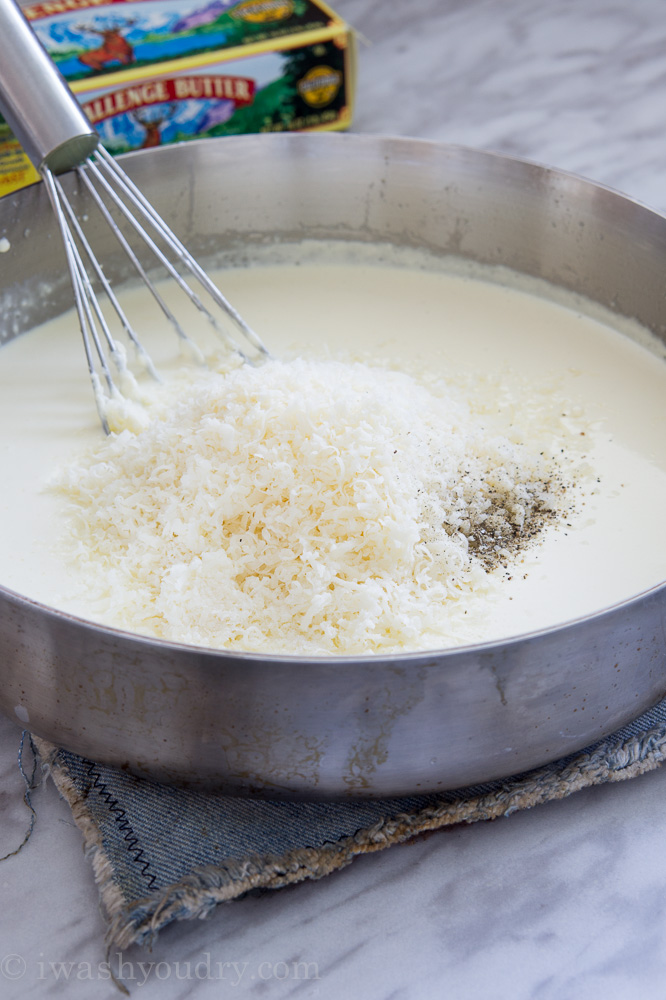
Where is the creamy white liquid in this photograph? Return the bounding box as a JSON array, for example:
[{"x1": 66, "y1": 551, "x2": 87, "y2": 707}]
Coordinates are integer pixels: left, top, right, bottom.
[{"x1": 1, "y1": 252, "x2": 665, "y2": 648}]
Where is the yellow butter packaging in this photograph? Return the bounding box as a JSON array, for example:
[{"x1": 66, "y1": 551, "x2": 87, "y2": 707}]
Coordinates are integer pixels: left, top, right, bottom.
[{"x1": 0, "y1": 0, "x2": 355, "y2": 195}]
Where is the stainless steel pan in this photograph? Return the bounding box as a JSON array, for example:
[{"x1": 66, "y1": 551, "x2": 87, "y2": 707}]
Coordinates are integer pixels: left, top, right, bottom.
[{"x1": 1, "y1": 134, "x2": 665, "y2": 798}]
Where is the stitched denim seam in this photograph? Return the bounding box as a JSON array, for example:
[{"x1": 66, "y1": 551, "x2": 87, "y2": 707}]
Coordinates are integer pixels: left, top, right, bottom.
[{"x1": 86, "y1": 761, "x2": 157, "y2": 891}]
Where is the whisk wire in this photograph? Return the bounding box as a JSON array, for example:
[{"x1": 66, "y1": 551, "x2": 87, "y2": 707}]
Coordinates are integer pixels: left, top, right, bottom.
[
  {"x1": 43, "y1": 166, "x2": 115, "y2": 433},
  {"x1": 43, "y1": 149, "x2": 273, "y2": 433},
  {"x1": 57, "y1": 176, "x2": 160, "y2": 382},
  {"x1": 96, "y1": 146, "x2": 271, "y2": 361},
  {"x1": 84, "y1": 149, "x2": 255, "y2": 363},
  {"x1": 75, "y1": 161, "x2": 201, "y2": 362}
]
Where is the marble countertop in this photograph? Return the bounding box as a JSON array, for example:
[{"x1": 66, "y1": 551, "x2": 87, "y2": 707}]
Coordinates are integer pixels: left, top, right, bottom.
[{"x1": 3, "y1": 0, "x2": 666, "y2": 996}]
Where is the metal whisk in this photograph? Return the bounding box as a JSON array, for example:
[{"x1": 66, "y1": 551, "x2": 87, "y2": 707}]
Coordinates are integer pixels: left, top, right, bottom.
[{"x1": 0, "y1": 0, "x2": 269, "y2": 432}]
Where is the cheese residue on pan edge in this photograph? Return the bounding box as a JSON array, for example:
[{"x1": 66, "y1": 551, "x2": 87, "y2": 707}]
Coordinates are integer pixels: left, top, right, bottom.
[{"x1": 52, "y1": 356, "x2": 583, "y2": 654}]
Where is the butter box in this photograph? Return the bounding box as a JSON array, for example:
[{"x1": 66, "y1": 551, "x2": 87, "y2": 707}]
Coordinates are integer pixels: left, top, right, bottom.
[{"x1": 0, "y1": 0, "x2": 355, "y2": 195}]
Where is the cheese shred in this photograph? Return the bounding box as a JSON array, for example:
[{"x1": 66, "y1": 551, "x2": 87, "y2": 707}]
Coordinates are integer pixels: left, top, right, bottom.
[{"x1": 53, "y1": 357, "x2": 578, "y2": 654}]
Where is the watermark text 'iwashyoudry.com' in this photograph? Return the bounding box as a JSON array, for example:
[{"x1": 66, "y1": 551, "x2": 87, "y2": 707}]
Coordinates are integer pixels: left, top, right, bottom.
[{"x1": 1, "y1": 952, "x2": 321, "y2": 987}]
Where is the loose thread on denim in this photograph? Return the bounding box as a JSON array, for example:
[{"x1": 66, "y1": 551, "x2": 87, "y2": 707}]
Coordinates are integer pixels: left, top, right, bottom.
[
  {"x1": 86, "y1": 762, "x2": 157, "y2": 890},
  {"x1": 105, "y1": 944, "x2": 130, "y2": 998},
  {"x1": 0, "y1": 731, "x2": 38, "y2": 862}
]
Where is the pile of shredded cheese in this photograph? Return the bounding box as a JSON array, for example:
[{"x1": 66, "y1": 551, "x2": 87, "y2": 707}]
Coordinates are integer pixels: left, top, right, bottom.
[{"x1": 53, "y1": 357, "x2": 576, "y2": 654}]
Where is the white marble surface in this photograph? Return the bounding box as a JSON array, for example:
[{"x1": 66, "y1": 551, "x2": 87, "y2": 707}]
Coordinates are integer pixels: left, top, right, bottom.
[{"x1": 3, "y1": 0, "x2": 666, "y2": 996}]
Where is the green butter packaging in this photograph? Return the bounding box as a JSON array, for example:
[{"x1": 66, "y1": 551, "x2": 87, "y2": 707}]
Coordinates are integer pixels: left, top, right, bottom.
[{"x1": 0, "y1": 0, "x2": 356, "y2": 194}]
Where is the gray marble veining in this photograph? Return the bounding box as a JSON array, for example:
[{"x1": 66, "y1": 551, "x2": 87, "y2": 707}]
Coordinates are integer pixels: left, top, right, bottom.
[
  {"x1": 347, "y1": 0, "x2": 666, "y2": 211},
  {"x1": 2, "y1": 0, "x2": 666, "y2": 996}
]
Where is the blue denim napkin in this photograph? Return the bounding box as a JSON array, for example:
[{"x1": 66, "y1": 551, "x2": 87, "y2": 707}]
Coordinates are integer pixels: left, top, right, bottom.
[{"x1": 34, "y1": 697, "x2": 666, "y2": 951}]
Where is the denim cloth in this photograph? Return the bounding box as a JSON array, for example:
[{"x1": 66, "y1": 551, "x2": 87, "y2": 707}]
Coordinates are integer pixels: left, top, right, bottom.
[{"x1": 35, "y1": 697, "x2": 666, "y2": 950}]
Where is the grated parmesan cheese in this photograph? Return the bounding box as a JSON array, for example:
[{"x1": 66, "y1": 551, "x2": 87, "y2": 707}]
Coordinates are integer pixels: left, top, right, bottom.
[{"x1": 52, "y1": 357, "x2": 579, "y2": 654}]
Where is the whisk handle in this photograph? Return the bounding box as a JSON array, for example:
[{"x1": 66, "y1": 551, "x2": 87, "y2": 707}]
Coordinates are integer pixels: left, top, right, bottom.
[{"x1": 0, "y1": 0, "x2": 98, "y2": 173}]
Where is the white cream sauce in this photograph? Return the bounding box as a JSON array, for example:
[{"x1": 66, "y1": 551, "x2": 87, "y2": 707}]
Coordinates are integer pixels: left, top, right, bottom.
[{"x1": 0, "y1": 253, "x2": 665, "y2": 648}]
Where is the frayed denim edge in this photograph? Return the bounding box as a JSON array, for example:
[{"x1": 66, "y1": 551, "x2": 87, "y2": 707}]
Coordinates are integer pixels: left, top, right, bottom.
[{"x1": 34, "y1": 724, "x2": 666, "y2": 951}]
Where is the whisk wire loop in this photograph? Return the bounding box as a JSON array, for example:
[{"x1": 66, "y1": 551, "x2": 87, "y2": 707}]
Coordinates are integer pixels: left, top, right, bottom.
[
  {"x1": 96, "y1": 147, "x2": 271, "y2": 360},
  {"x1": 56, "y1": 174, "x2": 158, "y2": 381},
  {"x1": 83, "y1": 148, "x2": 263, "y2": 364},
  {"x1": 43, "y1": 166, "x2": 116, "y2": 433},
  {"x1": 41, "y1": 148, "x2": 272, "y2": 434},
  {"x1": 75, "y1": 161, "x2": 198, "y2": 360}
]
